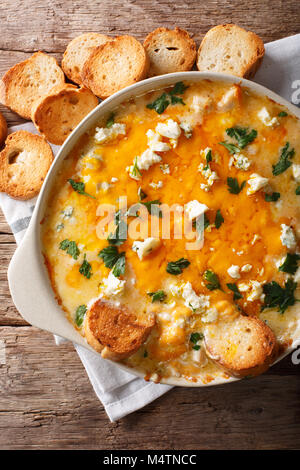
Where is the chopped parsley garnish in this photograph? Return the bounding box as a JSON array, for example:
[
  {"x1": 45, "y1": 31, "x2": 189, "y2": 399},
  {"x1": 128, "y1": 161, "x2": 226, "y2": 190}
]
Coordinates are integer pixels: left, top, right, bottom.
[
  {"x1": 108, "y1": 210, "x2": 127, "y2": 246},
  {"x1": 132, "y1": 157, "x2": 142, "y2": 178},
  {"x1": 141, "y1": 200, "x2": 162, "y2": 217},
  {"x1": 215, "y1": 209, "x2": 224, "y2": 229},
  {"x1": 193, "y1": 213, "x2": 210, "y2": 233},
  {"x1": 166, "y1": 258, "x2": 190, "y2": 275},
  {"x1": 204, "y1": 149, "x2": 212, "y2": 170},
  {"x1": 98, "y1": 246, "x2": 125, "y2": 277},
  {"x1": 278, "y1": 111, "x2": 288, "y2": 117},
  {"x1": 272, "y1": 142, "x2": 295, "y2": 176},
  {"x1": 68, "y1": 179, "x2": 96, "y2": 199},
  {"x1": 79, "y1": 254, "x2": 92, "y2": 279},
  {"x1": 106, "y1": 112, "x2": 115, "y2": 128},
  {"x1": 146, "y1": 81, "x2": 188, "y2": 114},
  {"x1": 112, "y1": 252, "x2": 125, "y2": 277},
  {"x1": 227, "y1": 283, "x2": 243, "y2": 300},
  {"x1": 296, "y1": 186, "x2": 300, "y2": 195},
  {"x1": 75, "y1": 305, "x2": 87, "y2": 327},
  {"x1": 138, "y1": 187, "x2": 147, "y2": 200},
  {"x1": 265, "y1": 192, "x2": 280, "y2": 202},
  {"x1": 143, "y1": 350, "x2": 148, "y2": 358},
  {"x1": 227, "y1": 177, "x2": 246, "y2": 194},
  {"x1": 147, "y1": 290, "x2": 167, "y2": 303},
  {"x1": 226, "y1": 126, "x2": 257, "y2": 149},
  {"x1": 190, "y1": 332, "x2": 204, "y2": 350},
  {"x1": 219, "y1": 141, "x2": 240, "y2": 154},
  {"x1": 262, "y1": 279, "x2": 298, "y2": 314},
  {"x1": 59, "y1": 239, "x2": 80, "y2": 260},
  {"x1": 278, "y1": 253, "x2": 300, "y2": 275},
  {"x1": 203, "y1": 270, "x2": 221, "y2": 291}
]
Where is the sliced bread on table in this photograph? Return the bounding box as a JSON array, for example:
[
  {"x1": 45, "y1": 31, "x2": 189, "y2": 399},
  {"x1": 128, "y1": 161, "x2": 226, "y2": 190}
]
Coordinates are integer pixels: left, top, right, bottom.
[
  {"x1": 62, "y1": 32, "x2": 112, "y2": 85},
  {"x1": 204, "y1": 314, "x2": 277, "y2": 377},
  {"x1": 85, "y1": 299, "x2": 155, "y2": 361},
  {"x1": 0, "y1": 112, "x2": 7, "y2": 147},
  {"x1": 32, "y1": 84, "x2": 99, "y2": 145},
  {"x1": 196, "y1": 24, "x2": 265, "y2": 78},
  {"x1": 144, "y1": 27, "x2": 196, "y2": 76},
  {"x1": 0, "y1": 52, "x2": 65, "y2": 120},
  {"x1": 0, "y1": 130, "x2": 54, "y2": 200},
  {"x1": 82, "y1": 35, "x2": 149, "y2": 99}
]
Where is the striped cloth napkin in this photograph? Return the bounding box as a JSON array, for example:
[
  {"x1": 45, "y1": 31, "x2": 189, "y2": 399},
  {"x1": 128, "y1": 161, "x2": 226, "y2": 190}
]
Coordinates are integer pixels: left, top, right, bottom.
[{"x1": 1, "y1": 34, "x2": 299, "y2": 421}]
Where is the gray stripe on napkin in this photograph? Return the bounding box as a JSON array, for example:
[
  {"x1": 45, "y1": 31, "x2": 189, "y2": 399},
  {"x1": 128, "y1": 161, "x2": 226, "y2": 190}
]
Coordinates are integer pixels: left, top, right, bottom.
[{"x1": 10, "y1": 215, "x2": 32, "y2": 234}]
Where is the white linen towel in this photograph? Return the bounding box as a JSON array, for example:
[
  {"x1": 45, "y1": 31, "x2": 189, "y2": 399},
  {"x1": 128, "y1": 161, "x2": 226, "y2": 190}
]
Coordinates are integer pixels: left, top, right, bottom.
[{"x1": 1, "y1": 34, "x2": 299, "y2": 421}]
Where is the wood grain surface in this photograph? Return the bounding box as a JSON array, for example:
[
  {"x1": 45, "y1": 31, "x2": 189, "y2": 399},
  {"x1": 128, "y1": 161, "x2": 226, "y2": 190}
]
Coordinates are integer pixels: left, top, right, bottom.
[{"x1": 0, "y1": 0, "x2": 300, "y2": 450}]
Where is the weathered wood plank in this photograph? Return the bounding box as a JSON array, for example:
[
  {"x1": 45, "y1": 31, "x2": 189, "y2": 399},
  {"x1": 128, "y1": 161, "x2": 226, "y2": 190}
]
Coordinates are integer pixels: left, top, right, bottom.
[
  {"x1": 0, "y1": 326, "x2": 299, "y2": 449},
  {"x1": 0, "y1": 0, "x2": 299, "y2": 53}
]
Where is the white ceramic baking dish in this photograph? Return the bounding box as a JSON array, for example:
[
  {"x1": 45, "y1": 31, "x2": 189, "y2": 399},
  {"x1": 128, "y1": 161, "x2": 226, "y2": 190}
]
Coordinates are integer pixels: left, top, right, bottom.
[{"x1": 7, "y1": 72, "x2": 300, "y2": 386}]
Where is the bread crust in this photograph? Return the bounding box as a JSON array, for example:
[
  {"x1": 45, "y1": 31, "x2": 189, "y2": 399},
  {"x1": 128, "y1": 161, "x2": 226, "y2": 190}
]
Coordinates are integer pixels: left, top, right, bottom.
[
  {"x1": 62, "y1": 33, "x2": 111, "y2": 85},
  {"x1": 204, "y1": 315, "x2": 277, "y2": 377},
  {"x1": 0, "y1": 130, "x2": 53, "y2": 200},
  {"x1": 0, "y1": 52, "x2": 65, "y2": 120},
  {"x1": 144, "y1": 27, "x2": 196, "y2": 76},
  {"x1": 82, "y1": 35, "x2": 149, "y2": 99},
  {"x1": 85, "y1": 299, "x2": 155, "y2": 360},
  {"x1": 196, "y1": 24, "x2": 265, "y2": 79},
  {"x1": 0, "y1": 112, "x2": 7, "y2": 148},
  {"x1": 32, "y1": 84, "x2": 98, "y2": 145}
]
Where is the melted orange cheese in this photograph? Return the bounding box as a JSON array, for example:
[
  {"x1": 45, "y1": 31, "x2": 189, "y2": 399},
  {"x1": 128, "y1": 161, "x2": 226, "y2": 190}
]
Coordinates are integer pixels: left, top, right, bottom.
[{"x1": 42, "y1": 81, "x2": 300, "y2": 383}]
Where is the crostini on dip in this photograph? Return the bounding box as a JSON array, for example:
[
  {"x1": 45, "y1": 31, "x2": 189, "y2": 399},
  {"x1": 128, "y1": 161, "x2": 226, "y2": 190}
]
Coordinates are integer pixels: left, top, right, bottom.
[{"x1": 42, "y1": 80, "x2": 300, "y2": 384}]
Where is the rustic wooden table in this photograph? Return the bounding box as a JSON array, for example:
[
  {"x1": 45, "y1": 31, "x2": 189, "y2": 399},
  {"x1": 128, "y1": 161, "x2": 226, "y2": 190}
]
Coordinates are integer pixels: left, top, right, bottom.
[{"x1": 0, "y1": 0, "x2": 300, "y2": 450}]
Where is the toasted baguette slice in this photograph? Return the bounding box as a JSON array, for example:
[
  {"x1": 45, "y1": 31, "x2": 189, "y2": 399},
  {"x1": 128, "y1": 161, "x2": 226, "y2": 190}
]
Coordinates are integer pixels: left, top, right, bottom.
[
  {"x1": 85, "y1": 299, "x2": 155, "y2": 360},
  {"x1": 32, "y1": 84, "x2": 98, "y2": 145},
  {"x1": 0, "y1": 130, "x2": 53, "y2": 200},
  {"x1": 197, "y1": 24, "x2": 265, "y2": 78},
  {"x1": 0, "y1": 111, "x2": 7, "y2": 147},
  {"x1": 0, "y1": 52, "x2": 65, "y2": 120},
  {"x1": 144, "y1": 27, "x2": 196, "y2": 76},
  {"x1": 62, "y1": 33, "x2": 111, "y2": 85},
  {"x1": 82, "y1": 35, "x2": 149, "y2": 99},
  {"x1": 204, "y1": 315, "x2": 277, "y2": 377}
]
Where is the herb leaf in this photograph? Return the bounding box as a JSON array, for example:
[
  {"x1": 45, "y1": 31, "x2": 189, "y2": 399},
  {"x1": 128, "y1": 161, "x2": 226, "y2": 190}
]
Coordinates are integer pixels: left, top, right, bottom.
[
  {"x1": 99, "y1": 245, "x2": 125, "y2": 277},
  {"x1": 190, "y1": 332, "x2": 204, "y2": 350},
  {"x1": 75, "y1": 305, "x2": 87, "y2": 327},
  {"x1": 265, "y1": 192, "x2": 280, "y2": 202},
  {"x1": 226, "y1": 127, "x2": 257, "y2": 149},
  {"x1": 108, "y1": 210, "x2": 127, "y2": 246},
  {"x1": 141, "y1": 200, "x2": 162, "y2": 218},
  {"x1": 262, "y1": 279, "x2": 298, "y2": 314},
  {"x1": 68, "y1": 179, "x2": 96, "y2": 199},
  {"x1": 272, "y1": 142, "x2": 295, "y2": 176},
  {"x1": 278, "y1": 253, "x2": 300, "y2": 275},
  {"x1": 79, "y1": 254, "x2": 92, "y2": 279},
  {"x1": 219, "y1": 141, "x2": 241, "y2": 154},
  {"x1": 106, "y1": 112, "x2": 115, "y2": 128},
  {"x1": 112, "y1": 252, "x2": 125, "y2": 277},
  {"x1": 59, "y1": 239, "x2": 80, "y2": 260},
  {"x1": 296, "y1": 186, "x2": 300, "y2": 195},
  {"x1": 227, "y1": 283, "x2": 243, "y2": 300},
  {"x1": 227, "y1": 177, "x2": 246, "y2": 194},
  {"x1": 147, "y1": 290, "x2": 167, "y2": 303},
  {"x1": 215, "y1": 209, "x2": 224, "y2": 229},
  {"x1": 278, "y1": 111, "x2": 288, "y2": 117},
  {"x1": 167, "y1": 258, "x2": 190, "y2": 275},
  {"x1": 193, "y1": 213, "x2": 210, "y2": 233},
  {"x1": 146, "y1": 82, "x2": 188, "y2": 114},
  {"x1": 204, "y1": 270, "x2": 221, "y2": 290},
  {"x1": 138, "y1": 187, "x2": 147, "y2": 201}
]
